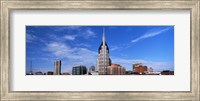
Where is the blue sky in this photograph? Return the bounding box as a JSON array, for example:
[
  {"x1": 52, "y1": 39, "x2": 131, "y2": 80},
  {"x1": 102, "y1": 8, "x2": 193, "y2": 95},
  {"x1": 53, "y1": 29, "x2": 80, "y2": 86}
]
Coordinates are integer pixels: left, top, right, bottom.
[{"x1": 26, "y1": 26, "x2": 174, "y2": 74}]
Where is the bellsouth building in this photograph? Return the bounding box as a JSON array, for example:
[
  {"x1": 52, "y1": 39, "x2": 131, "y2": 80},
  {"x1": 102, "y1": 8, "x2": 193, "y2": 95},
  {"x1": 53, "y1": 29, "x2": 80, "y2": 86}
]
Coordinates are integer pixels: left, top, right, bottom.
[{"x1": 97, "y1": 28, "x2": 112, "y2": 75}]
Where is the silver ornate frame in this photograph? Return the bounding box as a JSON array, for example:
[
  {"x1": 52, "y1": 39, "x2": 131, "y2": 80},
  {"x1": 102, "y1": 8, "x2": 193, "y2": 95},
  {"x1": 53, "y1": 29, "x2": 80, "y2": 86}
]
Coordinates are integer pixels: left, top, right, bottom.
[{"x1": 1, "y1": 0, "x2": 199, "y2": 100}]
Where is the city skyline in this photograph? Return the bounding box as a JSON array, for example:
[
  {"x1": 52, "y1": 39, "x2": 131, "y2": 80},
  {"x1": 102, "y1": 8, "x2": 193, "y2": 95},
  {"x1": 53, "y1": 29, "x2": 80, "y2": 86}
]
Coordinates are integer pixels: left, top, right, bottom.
[{"x1": 26, "y1": 26, "x2": 174, "y2": 74}]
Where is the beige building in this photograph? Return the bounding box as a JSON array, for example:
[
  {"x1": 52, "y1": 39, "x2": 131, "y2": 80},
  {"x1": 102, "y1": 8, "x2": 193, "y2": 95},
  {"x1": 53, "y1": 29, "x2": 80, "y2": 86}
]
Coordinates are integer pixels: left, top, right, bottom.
[
  {"x1": 106, "y1": 64, "x2": 126, "y2": 75},
  {"x1": 54, "y1": 60, "x2": 61, "y2": 75},
  {"x1": 97, "y1": 28, "x2": 111, "y2": 75}
]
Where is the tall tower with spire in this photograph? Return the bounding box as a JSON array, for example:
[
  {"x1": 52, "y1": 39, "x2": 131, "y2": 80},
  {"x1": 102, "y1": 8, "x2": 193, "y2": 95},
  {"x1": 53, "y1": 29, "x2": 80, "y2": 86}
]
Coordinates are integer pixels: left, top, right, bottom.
[{"x1": 97, "y1": 27, "x2": 111, "y2": 75}]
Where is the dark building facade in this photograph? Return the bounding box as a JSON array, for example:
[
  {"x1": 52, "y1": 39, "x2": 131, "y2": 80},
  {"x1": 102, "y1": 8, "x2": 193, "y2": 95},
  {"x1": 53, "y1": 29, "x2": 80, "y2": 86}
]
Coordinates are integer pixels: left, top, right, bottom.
[
  {"x1": 72, "y1": 65, "x2": 87, "y2": 75},
  {"x1": 62, "y1": 72, "x2": 71, "y2": 75},
  {"x1": 47, "y1": 71, "x2": 54, "y2": 75},
  {"x1": 161, "y1": 70, "x2": 174, "y2": 75},
  {"x1": 35, "y1": 71, "x2": 43, "y2": 75}
]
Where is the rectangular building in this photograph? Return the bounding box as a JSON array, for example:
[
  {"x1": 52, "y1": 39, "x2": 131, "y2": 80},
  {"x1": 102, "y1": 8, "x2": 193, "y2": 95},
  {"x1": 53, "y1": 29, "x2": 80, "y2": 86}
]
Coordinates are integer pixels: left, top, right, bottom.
[
  {"x1": 72, "y1": 65, "x2": 87, "y2": 75},
  {"x1": 106, "y1": 64, "x2": 126, "y2": 75},
  {"x1": 133, "y1": 63, "x2": 148, "y2": 75},
  {"x1": 54, "y1": 60, "x2": 61, "y2": 75}
]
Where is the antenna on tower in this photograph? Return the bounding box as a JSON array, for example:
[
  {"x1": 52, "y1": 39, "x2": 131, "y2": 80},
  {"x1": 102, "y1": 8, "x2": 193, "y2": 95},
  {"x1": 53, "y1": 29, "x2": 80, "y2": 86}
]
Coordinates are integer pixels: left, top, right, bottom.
[
  {"x1": 103, "y1": 27, "x2": 105, "y2": 34},
  {"x1": 30, "y1": 61, "x2": 32, "y2": 72},
  {"x1": 102, "y1": 27, "x2": 106, "y2": 43},
  {"x1": 29, "y1": 60, "x2": 33, "y2": 75}
]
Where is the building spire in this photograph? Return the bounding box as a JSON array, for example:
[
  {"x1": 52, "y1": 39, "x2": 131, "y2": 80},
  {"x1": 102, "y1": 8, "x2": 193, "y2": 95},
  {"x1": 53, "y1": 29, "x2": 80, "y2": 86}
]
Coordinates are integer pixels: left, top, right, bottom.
[
  {"x1": 30, "y1": 60, "x2": 32, "y2": 72},
  {"x1": 97, "y1": 26, "x2": 111, "y2": 75},
  {"x1": 103, "y1": 27, "x2": 106, "y2": 45},
  {"x1": 103, "y1": 27, "x2": 105, "y2": 36},
  {"x1": 29, "y1": 60, "x2": 33, "y2": 75}
]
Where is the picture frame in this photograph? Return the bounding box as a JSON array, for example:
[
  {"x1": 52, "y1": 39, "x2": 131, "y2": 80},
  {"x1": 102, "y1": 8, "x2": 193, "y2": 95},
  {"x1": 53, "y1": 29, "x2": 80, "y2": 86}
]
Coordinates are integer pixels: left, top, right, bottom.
[{"x1": 1, "y1": 0, "x2": 199, "y2": 100}]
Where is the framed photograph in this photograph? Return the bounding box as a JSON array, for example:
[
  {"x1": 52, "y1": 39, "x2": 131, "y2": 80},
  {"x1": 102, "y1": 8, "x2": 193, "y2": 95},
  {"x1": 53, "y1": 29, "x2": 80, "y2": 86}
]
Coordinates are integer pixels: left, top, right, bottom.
[
  {"x1": 25, "y1": 25, "x2": 174, "y2": 76},
  {"x1": 1, "y1": 0, "x2": 199, "y2": 100}
]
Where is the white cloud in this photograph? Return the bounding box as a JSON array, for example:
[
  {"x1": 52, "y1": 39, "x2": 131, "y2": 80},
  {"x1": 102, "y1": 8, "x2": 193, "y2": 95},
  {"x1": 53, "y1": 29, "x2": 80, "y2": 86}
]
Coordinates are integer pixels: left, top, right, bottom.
[
  {"x1": 144, "y1": 61, "x2": 174, "y2": 71},
  {"x1": 53, "y1": 26, "x2": 81, "y2": 31},
  {"x1": 64, "y1": 35, "x2": 77, "y2": 41},
  {"x1": 111, "y1": 57, "x2": 173, "y2": 72},
  {"x1": 26, "y1": 33, "x2": 37, "y2": 43},
  {"x1": 110, "y1": 46, "x2": 121, "y2": 51},
  {"x1": 44, "y1": 42, "x2": 97, "y2": 72},
  {"x1": 53, "y1": 27, "x2": 97, "y2": 40},
  {"x1": 109, "y1": 43, "x2": 130, "y2": 51},
  {"x1": 131, "y1": 27, "x2": 173, "y2": 43},
  {"x1": 45, "y1": 42, "x2": 76, "y2": 58},
  {"x1": 48, "y1": 34, "x2": 59, "y2": 41},
  {"x1": 76, "y1": 43, "x2": 91, "y2": 47},
  {"x1": 62, "y1": 28, "x2": 96, "y2": 41},
  {"x1": 83, "y1": 29, "x2": 96, "y2": 38},
  {"x1": 67, "y1": 26, "x2": 81, "y2": 30}
]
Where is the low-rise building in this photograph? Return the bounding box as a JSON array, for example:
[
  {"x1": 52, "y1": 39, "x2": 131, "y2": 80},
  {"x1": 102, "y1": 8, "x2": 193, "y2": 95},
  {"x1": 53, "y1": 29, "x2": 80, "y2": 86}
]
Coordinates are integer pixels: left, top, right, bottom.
[
  {"x1": 35, "y1": 71, "x2": 43, "y2": 75},
  {"x1": 106, "y1": 64, "x2": 126, "y2": 75},
  {"x1": 161, "y1": 70, "x2": 174, "y2": 75},
  {"x1": 72, "y1": 65, "x2": 87, "y2": 75},
  {"x1": 47, "y1": 71, "x2": 54, "y2": 75},
  {"x1": 62, "y1": 72, "x2": 71, "y2": 75},
  {"x1": 133, "y1": 63, "x2": 148, "y2": 75}
]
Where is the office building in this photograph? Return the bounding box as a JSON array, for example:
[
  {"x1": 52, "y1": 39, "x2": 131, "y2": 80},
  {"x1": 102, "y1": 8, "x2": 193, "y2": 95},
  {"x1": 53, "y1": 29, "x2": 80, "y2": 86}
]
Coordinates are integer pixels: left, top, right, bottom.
[
  {"x1": 97, "y1": 28, "x2": 112, "y2": 75},
  {"x1": 161, "y1": 70, "x2": 174, "y2": 75},
  {"x1": 35, "y1": 71, "x2": 43, "y2": 75},
  {"x1": 148, "y1": 67, "x2": 153, "y2": 72},
  {"x1": 54, "y1": 60, "x2": 61, "y2": 75},
  {"x1": 133, "y1": 63, "x2": 148, "y2": 75},
  {"x1": 90, "y1": 71, "x2": 99, "y2": 75},
  {"x1": 106, "y1": 64, "x2": 126, "y2": 75},
  {"x1": 89, "y1": 66, "x2": 95, "y2": 72},
  {"x1": 126, "y1": 71, "x2": 134, "y2": 75},
  {"x1": 62, "y1": 72, "x2": 71, "y2": 75},
  {"x1": 72, "y1": 65, "x2": 87, "y2": 75},
  {"x1": 47, "y1": 71, "x2": 54, "y2": 75}
]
